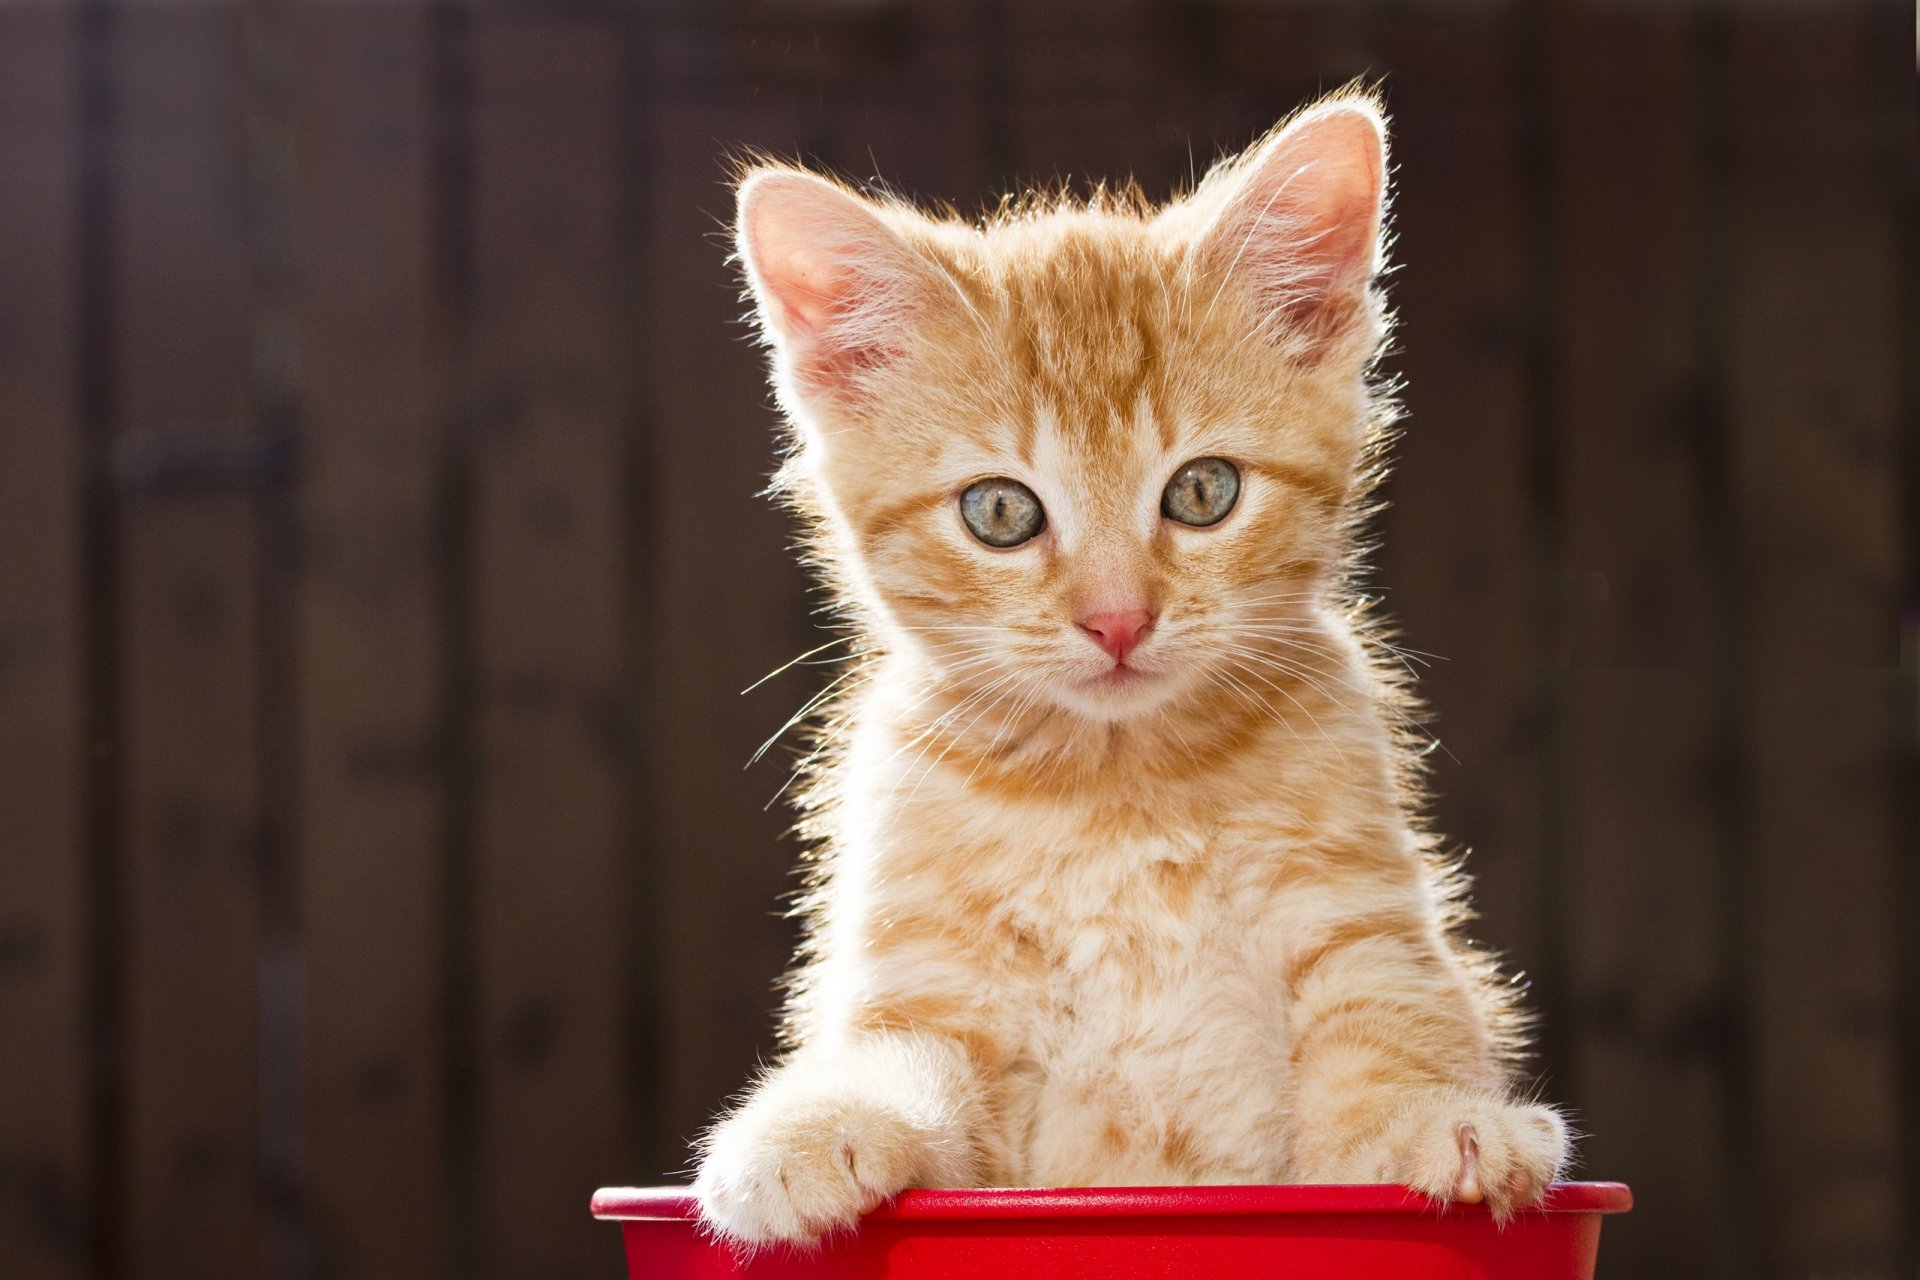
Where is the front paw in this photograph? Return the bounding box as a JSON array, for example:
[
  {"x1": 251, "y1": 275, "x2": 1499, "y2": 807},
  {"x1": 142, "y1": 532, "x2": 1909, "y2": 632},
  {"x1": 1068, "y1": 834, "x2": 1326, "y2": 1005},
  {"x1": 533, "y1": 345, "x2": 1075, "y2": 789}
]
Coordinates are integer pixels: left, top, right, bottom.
[
  {"x1": 693, "y1": 1093, "x2": 937, "y2": 1248},
  {"x1": 1354, "y1": 1092, "x2": 1569, "y2": 1220}
]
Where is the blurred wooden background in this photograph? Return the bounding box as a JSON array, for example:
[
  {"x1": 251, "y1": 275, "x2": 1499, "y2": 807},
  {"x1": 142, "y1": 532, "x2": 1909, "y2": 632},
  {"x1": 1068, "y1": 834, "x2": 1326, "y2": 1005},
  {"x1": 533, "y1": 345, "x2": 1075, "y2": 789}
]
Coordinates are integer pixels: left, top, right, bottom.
[{"x1": 0, "y1": 1, "x2": 1913, "y2": 1278}]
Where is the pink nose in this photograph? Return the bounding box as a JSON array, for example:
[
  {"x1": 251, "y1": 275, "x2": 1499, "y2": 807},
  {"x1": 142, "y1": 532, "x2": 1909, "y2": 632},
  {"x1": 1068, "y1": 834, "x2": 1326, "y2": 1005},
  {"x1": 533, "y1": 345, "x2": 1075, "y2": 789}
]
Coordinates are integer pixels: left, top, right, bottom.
[{"x1": 1077, "y1": 609, "x2": 1156, "y2": 663}]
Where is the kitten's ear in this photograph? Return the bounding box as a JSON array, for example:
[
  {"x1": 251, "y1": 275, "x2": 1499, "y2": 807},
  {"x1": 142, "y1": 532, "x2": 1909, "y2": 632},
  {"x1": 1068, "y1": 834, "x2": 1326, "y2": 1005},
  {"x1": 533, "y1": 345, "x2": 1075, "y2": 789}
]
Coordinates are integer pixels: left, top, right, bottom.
[
  {"x1": 736, "y1": 169, "x2": 942, "y2": 403},
  {"x1": 1189, "y1": 101, "x2": 1387, "y2": 358}
]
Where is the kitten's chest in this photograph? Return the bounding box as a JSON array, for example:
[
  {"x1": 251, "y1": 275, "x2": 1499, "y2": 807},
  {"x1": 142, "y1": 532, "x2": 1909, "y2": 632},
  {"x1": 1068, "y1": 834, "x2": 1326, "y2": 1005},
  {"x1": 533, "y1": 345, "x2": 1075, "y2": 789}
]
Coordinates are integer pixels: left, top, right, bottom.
[
  {"x1": 983, "y1": 828, "x2": 1294, "y2": 1181},
  {"x1": 1010, "y1": 841, "x2": 1279, "y2": 1043},
  {"x1": 993, "y1": 822, "x2": 1218, "y2": 980},
  {"x1": 970, "y1": 816, "x2": 1267, "y2": 1015}
]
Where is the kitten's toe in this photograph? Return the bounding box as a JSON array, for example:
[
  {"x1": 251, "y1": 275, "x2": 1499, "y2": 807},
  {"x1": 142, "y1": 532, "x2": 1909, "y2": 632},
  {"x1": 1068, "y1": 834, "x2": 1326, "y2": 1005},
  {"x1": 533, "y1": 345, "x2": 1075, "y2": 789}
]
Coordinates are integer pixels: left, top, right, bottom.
[
  {"x1": 1452, "y1": 1122, "x2": 1485, "y2": 1204},
  {"x1": 1368, "y1": 1093, "x2": 1569, "y2": 1221}
]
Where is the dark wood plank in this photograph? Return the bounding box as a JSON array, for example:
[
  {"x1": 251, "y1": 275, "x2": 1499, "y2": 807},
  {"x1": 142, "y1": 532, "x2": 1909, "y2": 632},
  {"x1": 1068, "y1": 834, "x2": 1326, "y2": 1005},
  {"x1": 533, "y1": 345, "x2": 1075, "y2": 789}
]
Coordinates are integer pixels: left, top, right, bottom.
[
  {"x1": 1727, "y1": 7, "x2": 1905, "y2": 1273},
  {"x1": 0, "y1": 10, "x2": 91, "y2": 1280},
  {"x1": 1371, "y1": 11, "x2": 1558, "y2": 1063},
  {"x1": 795, "y1": 3, "x2": 990, "y2": 212},
  {"x1": 641, "y1": 19, "x2": 888, "y2": 1174},
  {"x1": 1882, "y1": 3, "x2": 1920, "y2": 1271},
  {"x1": 466, "y1": 16, "x2": 630, "y2": 1276},
  {"x1": 1175, "y1": 0, "x2": 1379, "y2": 183},
  {"x1": 1546, "y1": 8, "x2": 1730, "y2": 1274},
  {"x1": 995, "y1": 0, "x2": 1378, "y2": 200},
  {"x1": 111, "y1": 6, "x2": 265, "y2": 1275},
  {"x1": 291, "y1": 6, "x2": 449, "y2": 1278},
  {"x1": 1002, "y1": 0, "x2": 1167, "y2": 191}
]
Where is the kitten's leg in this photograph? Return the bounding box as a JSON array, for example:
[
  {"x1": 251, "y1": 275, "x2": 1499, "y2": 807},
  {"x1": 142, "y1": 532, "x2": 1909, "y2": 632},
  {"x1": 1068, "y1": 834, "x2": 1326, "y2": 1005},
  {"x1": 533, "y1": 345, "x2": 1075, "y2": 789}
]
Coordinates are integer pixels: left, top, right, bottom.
[
  {"x1": 1281, "y1": 917, "x2": 1569, "y2": 1219},
  {"x1": 692, "y1": 1031, "x2": 983, "y2": 1248}
]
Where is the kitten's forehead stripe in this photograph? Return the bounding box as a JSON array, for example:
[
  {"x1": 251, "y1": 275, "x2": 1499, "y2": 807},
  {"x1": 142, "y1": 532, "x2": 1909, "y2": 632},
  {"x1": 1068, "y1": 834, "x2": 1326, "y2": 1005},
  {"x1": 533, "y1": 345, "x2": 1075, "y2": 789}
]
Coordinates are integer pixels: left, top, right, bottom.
[
  {"x1": 1150, "y1": 392, "x2": 1177, "y2": 455},
  {"x1": 990, "y1": 230, "x2": 1172, "y2": 468},
  {"x1": 1012, "y1": 394, "x2": 1039, "y2": 470}
]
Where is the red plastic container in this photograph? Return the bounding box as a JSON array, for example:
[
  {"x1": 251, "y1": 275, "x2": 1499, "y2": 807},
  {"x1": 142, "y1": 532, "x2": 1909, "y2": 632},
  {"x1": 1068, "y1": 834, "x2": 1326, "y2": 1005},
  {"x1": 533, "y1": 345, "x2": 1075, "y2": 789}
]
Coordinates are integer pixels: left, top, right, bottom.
[{"x1": 593, "y1": 1182, "x2": 1631, "y2": 1278}]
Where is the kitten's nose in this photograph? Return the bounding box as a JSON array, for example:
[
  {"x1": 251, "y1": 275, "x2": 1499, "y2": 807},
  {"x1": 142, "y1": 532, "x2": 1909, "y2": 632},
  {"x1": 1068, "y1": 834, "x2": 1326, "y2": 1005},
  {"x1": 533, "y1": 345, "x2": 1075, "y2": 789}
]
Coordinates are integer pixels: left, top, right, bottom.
[{"x1": 1077, "y1": 609, "x2": 1156, "y2": 663}]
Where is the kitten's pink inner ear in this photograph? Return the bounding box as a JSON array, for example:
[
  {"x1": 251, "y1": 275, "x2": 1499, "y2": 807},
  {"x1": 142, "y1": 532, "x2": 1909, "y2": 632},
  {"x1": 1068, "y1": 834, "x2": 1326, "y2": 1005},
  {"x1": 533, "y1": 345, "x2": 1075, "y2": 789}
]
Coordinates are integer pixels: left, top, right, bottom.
[
  {"x1": 741, "y1": 219, "x2": 854, "y2": 340},
  {"x1": 737, "y1": 171, "x2": 928, "y2": 398},
  {"x1": 1199, "y1": 105, "x2": 1386, "y2": 351}
]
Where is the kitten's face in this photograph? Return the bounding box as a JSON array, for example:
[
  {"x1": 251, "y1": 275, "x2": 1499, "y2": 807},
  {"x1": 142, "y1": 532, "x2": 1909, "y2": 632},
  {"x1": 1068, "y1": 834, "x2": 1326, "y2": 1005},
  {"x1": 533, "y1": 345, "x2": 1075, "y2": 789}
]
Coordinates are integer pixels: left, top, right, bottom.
[{"x1": 738, "y1": 102, "x2": 1388, "y2": 725}]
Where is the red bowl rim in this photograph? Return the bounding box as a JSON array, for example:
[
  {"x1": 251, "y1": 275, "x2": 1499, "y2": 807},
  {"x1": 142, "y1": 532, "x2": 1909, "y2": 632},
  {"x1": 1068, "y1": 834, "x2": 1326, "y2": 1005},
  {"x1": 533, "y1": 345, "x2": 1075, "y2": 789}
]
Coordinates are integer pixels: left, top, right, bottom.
[{"x1": 592, "y1": 1182, "x2": 1632, "y2": 1222}]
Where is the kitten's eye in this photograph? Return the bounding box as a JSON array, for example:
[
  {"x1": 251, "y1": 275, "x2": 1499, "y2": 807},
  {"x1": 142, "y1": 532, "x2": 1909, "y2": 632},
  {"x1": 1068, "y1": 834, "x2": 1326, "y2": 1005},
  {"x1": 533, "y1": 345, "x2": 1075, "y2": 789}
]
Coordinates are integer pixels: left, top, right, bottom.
[
  {"x1": 960, "y1": 478, "x2": 1046, "y2": 548},
  {"x1": 1162, "y1": 457, "x2": 1240, "y2": 527}
]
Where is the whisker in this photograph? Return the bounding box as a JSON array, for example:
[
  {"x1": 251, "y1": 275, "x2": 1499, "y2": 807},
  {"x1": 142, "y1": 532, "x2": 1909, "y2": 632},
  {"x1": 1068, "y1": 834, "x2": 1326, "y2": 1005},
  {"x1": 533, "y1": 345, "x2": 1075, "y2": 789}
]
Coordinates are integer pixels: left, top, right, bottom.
[
  {"x1": 899, "y1": 675, "x2": 1029, "y2": 807},
  {"x1": 740, "y1": 634, "x2": 859, "y2": 696},
  {"x1": 1221, "y1": 654, "x2": 1349, "y2": 761},
  {"x1": 749, "y1": 666, "x2": 862, "y2": 767}
]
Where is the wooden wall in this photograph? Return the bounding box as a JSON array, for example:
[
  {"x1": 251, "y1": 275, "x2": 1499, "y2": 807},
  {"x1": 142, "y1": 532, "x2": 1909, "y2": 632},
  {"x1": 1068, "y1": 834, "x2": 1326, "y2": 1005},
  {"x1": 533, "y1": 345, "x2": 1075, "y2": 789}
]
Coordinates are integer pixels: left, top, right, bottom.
[{"x1": 0, "y1": 2, "x2": 1911, "y2": 1278}]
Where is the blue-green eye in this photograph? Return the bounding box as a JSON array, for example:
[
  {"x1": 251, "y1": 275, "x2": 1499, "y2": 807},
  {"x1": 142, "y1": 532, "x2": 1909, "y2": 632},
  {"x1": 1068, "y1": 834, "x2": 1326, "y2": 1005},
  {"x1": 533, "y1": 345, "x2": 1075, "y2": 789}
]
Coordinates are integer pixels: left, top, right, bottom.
[
  {"x1": 1162, "y1": 457, "x2": 1239, "y2": 527},
  {"x1": 960, "y1": 478, "x2": 1045, "y2": 547}
]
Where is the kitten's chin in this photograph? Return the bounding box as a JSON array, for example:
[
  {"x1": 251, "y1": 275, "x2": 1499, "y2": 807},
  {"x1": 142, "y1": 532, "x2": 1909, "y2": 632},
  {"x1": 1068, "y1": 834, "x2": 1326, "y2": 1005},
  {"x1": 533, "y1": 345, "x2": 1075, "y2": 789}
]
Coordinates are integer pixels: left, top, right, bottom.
[{"x1": 1049, "y1": 664, "x2": 1185, "y2": 722}]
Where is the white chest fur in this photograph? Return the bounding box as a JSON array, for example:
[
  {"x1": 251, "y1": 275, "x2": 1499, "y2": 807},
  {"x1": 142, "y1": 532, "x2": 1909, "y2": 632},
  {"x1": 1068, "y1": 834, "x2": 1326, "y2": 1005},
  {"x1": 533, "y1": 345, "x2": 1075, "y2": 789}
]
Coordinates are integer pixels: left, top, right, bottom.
[{"x1": 977, "y1": 824, "x2": 1298, "y2": 1184}]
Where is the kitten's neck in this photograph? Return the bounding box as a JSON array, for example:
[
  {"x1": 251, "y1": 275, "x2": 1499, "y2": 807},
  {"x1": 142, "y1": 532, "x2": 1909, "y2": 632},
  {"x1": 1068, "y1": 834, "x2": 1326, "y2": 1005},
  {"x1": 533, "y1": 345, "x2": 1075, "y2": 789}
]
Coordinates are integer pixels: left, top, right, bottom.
[{"x1": 867, "y1": 636, "x2": 1381, "y2": 803}]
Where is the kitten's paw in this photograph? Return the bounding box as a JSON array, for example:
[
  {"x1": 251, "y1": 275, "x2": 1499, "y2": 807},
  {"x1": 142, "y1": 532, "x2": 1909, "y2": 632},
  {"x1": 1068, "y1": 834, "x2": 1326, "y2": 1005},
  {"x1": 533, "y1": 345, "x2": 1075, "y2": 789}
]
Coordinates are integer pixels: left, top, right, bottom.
[
  {"x1": 1362, "y1": 1093, "x2": 1569, "y2": 1220},
  {"x1": 693, "y1": 1094, "x2": 938, "y2": 1248}
]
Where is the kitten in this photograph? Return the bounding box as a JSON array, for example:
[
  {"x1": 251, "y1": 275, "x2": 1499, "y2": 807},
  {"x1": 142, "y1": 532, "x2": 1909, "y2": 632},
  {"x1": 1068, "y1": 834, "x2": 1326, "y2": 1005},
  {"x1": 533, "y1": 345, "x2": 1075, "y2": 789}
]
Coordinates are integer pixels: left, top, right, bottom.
[{"x1": 692, "y1": 93, "x2": 1570, "y2": 1248}]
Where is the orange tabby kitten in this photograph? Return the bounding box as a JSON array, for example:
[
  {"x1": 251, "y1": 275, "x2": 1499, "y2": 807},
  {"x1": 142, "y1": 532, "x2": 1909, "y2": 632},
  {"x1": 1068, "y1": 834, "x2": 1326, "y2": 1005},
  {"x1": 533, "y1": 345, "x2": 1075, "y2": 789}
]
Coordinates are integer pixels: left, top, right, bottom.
[{"x1": 692, "y1": 93, "x2": 1570, "y2": 1247}]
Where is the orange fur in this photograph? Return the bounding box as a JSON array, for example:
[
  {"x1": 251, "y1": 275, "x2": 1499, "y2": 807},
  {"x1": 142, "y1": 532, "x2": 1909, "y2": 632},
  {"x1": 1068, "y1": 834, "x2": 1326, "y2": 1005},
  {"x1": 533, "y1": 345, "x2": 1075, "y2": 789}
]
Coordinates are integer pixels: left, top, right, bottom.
[{"x1": 692, "y1": 93, "x2": 1570, "y2": 1248}]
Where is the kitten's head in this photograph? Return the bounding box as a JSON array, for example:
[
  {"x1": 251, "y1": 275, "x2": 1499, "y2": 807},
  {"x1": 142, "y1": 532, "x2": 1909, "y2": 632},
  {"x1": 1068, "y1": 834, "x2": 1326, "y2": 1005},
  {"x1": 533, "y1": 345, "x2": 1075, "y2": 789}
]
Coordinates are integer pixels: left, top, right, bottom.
[{"x1": 736, "y1": 97, "x2": 1392, "y2": 726}]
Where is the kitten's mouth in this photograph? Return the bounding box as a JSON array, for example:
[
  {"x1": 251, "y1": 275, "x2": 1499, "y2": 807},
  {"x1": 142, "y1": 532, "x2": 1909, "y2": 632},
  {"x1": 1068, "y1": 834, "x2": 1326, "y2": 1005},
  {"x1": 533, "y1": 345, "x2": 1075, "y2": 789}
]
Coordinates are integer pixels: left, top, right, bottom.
[
  {"x1": 1052, "y1": 659, "x2": 1184, "y2": 721},
  {"x1": 1086, "y1": 663, "x2": 1152, "y2": 689}
]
